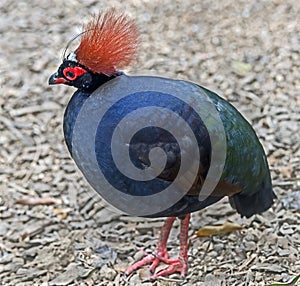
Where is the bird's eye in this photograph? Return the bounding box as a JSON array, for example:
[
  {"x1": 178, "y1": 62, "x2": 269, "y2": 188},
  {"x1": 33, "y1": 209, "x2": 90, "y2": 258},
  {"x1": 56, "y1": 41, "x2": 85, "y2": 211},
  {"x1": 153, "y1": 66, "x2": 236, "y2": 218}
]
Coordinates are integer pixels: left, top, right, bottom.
[
  {"x1": 66, "y1": 71, "x2": 75, "y2": 79},
  {"x1": 63, "y1": 68, "x2": 77, "y2": 80},
  {"x1": 63, "y1": 66, "x2": 87, "y2": 81}
]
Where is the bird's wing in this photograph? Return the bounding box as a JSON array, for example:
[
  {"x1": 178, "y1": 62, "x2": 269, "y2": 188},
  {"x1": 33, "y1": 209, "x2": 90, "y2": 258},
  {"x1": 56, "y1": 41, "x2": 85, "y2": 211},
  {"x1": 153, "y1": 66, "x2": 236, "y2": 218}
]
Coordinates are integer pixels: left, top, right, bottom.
[
  {"x1": 129, "y1": 139, "x2": 241, "y2": 199},
  {"x1": 186, "y1": 175, "x2": 241, "y2": 197}
]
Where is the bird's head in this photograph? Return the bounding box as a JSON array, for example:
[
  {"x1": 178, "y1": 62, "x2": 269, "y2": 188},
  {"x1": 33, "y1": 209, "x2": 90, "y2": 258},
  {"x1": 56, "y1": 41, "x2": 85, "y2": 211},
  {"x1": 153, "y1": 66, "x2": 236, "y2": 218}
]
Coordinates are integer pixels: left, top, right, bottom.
[{"x1": 49, "y1": 9, "x2": 139, "y2": 92}]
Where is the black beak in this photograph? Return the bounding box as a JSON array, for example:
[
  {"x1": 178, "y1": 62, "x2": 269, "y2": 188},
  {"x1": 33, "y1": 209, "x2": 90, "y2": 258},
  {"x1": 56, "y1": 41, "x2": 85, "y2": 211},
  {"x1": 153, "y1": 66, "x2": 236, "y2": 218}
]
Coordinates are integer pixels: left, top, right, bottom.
[{"x1": 49, "y1": 72, "x2": 58, "y2": 85}]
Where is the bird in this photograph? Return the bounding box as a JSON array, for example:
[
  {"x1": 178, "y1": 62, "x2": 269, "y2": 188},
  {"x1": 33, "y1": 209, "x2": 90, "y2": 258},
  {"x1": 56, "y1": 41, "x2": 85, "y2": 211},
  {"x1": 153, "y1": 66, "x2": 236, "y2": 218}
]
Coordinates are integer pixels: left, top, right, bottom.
[{"x1": 49, "y1": 9, "x2": 276, "y2": 280}]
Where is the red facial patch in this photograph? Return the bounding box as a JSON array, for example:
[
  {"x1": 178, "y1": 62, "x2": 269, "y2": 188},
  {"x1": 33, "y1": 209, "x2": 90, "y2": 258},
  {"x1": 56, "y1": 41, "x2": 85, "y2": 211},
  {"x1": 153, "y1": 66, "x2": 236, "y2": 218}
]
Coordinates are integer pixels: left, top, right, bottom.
[
  {"x1": 63, "y1": 66, "x2": 87, "y2": 81},
  {"x1": 55, "y1": 77, "x2": 67, "y2": 84},
  {"x1": 76, "y1": 9, "x2": 139, "y2": 76}
]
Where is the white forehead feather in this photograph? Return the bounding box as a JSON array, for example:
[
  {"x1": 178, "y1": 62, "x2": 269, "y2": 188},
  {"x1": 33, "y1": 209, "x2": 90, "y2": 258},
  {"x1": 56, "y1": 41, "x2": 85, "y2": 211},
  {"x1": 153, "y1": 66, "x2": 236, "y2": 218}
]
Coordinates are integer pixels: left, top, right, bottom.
[{"x1": 66, "y1": 52, "x2": 78, "y2": 62}]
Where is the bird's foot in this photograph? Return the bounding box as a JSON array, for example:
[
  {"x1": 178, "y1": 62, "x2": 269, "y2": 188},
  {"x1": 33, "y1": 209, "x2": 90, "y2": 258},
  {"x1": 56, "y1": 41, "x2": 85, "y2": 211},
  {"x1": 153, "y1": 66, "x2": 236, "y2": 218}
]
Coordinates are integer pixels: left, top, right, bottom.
[
  {"x1": 124, "y1": 249, "x2": 187, "y2": 280},
  {"x1": 149, "y1": 257, "x2": 187, "y2": 280}
]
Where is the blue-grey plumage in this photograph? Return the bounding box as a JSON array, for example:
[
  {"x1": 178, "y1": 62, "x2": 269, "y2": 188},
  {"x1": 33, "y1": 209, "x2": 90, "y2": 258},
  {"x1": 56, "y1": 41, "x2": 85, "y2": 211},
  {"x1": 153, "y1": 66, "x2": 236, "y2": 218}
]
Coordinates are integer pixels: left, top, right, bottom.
[{"x1": 61, "y1": 74, "x2": 275, "y2": 218}]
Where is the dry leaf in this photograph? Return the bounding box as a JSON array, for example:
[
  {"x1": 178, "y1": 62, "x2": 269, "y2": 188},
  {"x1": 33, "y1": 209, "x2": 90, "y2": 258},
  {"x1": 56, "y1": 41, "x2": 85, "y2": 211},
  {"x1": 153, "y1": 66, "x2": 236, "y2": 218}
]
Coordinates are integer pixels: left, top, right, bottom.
[
  {"x1": 52, "y1": 208, "x2": 71, "y2": 219},
  {"x1": 15, "y1": 196, "x2": 62, "y2": 206},
  {"x1": 231, "y1": 60, "x2": 253, "y2": 75},
  {"x1": 266, "y1": 274, "x2": 300, "y2": 286},
  {"x1": 251, "y1": 263, "x2": 285, "y2": 273},
  {"x1": 278, "y1": 166, "x2": 293, "y2": 178},
  {"x1": 49, "y1": 263, "x2": 79, "y2": 285},
  {"x1": 138, "y1": 268, "x2": 151, "y2": 281},
  {"x1": 196, "y1": 221, "x2": 243, "y2": 237},
  {"x1": 113, "y1": 264, "x2": 128, "y2": 273}
]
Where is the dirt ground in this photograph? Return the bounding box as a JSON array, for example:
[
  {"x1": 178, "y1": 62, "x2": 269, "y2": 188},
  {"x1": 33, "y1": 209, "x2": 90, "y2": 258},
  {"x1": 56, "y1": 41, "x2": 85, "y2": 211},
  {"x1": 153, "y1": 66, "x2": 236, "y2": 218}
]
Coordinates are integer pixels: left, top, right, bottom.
[{"x1": 0, "y1": 0, "x2": 299, "y2": 285}]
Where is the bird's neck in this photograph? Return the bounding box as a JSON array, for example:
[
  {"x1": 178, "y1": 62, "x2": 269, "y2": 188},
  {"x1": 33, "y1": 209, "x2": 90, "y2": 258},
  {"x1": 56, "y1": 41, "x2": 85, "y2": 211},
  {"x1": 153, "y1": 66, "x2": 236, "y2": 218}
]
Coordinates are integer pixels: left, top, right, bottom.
[
  {"x1": 64, "y1": 72, "x2": 121, "y2": 155},
  {"x1": 79, "y1": 71, "x2": 121, "y2": 93}
]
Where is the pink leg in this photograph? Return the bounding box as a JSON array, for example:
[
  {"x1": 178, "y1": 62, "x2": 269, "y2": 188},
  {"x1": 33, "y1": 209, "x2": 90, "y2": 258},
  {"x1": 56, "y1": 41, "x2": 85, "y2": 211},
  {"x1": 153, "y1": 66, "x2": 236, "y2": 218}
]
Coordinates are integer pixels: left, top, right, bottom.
[
  {"x1": 124, "y1": 214, "x2": 191, "y2": 280},
  {"x1": 125, "y1": 216, "x2": 175, "y2": 276},
  {"x1": 150, "y1": 213, "x2": 190, "y2": 279},
  {"x1": 150, "y1": 216, "x2": 176, "y2": 272}
]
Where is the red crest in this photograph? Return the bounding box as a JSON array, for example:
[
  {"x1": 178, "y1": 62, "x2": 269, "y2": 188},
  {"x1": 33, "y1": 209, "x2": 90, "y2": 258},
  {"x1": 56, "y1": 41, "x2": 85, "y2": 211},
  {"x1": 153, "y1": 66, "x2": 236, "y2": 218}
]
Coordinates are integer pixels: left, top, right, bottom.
[{"x1": 76, "y1": 9, "x2": 139, "y2": 75}]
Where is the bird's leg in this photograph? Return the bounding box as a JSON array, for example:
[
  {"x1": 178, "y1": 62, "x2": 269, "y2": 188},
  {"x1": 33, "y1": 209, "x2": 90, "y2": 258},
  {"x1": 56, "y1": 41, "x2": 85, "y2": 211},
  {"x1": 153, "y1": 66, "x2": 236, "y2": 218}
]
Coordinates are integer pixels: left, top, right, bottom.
[
  {"x1": 178, "y1": 213, "x2": 190, "y2": 275},
  {"x1": 125, "y1": 214, "x2": 191, "y2": 280},
  {"x1": 150, "y1": 216, "x2": 176, "y2": 272},
  {"x1": 125, "y1": 216, "x2": 175, "y2": 276},
  {"x1": 149, "y1": 213, "x2": 190, "y2": 279}
]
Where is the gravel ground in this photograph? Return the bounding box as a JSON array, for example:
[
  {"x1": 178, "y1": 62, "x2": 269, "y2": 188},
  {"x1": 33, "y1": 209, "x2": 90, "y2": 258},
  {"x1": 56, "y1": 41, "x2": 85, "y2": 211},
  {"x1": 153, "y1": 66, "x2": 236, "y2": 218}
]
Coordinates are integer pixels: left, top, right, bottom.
[{"x1": 1, "y1": 0, "x2": 300, "y2": 285}]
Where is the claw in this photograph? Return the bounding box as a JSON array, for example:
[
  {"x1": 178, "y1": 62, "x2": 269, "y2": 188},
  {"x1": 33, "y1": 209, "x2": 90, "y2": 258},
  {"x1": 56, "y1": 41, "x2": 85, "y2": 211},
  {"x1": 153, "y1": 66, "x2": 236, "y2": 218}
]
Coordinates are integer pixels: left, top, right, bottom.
[
  {"x1": 126, "y1": 253, "x2": 187, "y2": 281},
  {"x1": 150, "y1": 248, "x2": 169, "y2": 273},
  {"x1": 124, "y1": 253, "x2": 155, "y2": 276},
  {"x1": 149, "y1": 260, "x2": 187, "y2": 280},
  {"x1": 125, "y1": 214, "x2": 191, "y2": 280}
]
